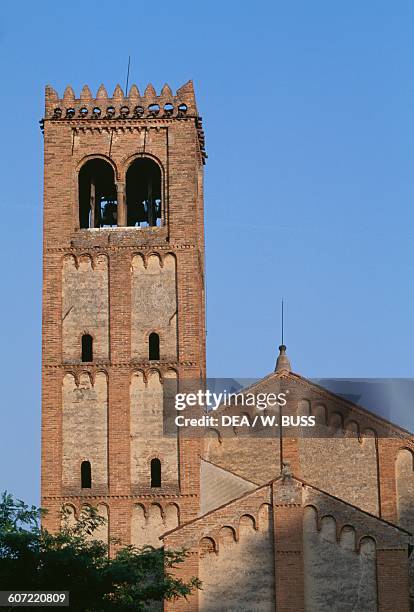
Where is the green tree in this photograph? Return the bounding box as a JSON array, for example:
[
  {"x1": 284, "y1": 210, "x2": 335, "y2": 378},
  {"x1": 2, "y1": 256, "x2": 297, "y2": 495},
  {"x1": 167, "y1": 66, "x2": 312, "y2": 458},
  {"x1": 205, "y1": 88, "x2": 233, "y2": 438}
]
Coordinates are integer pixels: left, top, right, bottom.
[{"x1": 0, "y1": 492, "x2": 199, "y2": 611}]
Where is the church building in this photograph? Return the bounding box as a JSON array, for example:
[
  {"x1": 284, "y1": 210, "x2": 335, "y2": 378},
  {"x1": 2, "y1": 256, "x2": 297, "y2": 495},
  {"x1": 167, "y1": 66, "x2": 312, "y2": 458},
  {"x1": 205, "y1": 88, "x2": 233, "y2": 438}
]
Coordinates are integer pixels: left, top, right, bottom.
[{"x1": 41, "y1": 80, "x2": 413, "y2": 611}]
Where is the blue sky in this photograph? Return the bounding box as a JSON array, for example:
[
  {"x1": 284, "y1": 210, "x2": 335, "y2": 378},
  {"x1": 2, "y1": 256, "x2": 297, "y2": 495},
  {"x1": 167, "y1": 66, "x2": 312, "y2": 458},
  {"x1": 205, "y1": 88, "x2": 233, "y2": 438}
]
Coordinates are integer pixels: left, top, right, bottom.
[{"x1": 0, "y1": 1, "x2": 413, "y2": 505}]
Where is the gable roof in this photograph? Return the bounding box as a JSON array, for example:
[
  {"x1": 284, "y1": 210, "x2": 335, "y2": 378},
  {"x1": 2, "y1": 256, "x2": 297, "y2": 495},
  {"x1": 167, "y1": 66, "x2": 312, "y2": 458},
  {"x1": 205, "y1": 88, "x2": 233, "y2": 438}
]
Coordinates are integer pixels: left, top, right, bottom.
[
  {"x1": 161, "y1": 470, "x2": 412, "y2": 542},
  {"x1": 287, "y1": 370, "x2": 414, "y2": 439},
  {"x1": 214, "y1": 368, "x2": 414, "y2": 441},
  {"x1": 200, "y1": 458, "x2": 257, "y2": 514}
]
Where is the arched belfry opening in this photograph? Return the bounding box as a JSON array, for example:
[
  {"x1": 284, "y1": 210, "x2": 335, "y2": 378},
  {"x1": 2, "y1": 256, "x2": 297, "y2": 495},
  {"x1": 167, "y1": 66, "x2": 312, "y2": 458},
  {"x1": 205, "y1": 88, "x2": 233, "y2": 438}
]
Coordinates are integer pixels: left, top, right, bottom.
[
  {"x1": 126, "y1": 158, "x2": 162, "y2": 227},
  {"x1": 78, "y1": 159, "x2": 118, "y2": 228}
]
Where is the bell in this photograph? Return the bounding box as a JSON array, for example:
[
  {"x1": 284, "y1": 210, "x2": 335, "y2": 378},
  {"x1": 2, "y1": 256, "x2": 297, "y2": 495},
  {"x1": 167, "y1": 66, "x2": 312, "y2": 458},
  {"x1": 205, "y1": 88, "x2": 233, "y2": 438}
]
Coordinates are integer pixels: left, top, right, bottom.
[{"x1": 102, "y1": 201, "x2": 117, "y2": 226}]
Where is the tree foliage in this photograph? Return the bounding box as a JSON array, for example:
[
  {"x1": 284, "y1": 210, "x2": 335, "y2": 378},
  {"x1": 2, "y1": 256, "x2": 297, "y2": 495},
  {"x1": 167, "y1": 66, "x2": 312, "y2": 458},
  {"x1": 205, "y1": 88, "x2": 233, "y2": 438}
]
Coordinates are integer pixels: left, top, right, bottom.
[{"x1": 0, "y1": 492, "x2": 199, "y2": 611}]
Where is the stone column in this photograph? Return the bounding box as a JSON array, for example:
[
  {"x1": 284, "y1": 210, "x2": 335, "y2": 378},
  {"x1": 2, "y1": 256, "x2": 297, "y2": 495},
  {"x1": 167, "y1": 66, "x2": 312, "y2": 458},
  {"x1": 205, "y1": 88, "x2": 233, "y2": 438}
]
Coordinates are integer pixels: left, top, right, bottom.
[{"x1": 116, "y1": 182, "x2": 126, "y2": 227}]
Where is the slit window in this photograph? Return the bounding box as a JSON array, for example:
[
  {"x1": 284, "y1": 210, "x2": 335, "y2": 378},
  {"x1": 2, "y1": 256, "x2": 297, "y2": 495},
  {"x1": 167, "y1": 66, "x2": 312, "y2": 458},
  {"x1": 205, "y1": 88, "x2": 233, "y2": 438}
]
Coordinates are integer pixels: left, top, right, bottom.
[
  {"x1": 149, "y1": 332, "x2": 160, "y2": 360},
  {"x1": 81, "y1": 461, "x2": 92, "y2": 489},
  {"x1": 126, "y1": 158, "x2": 162, "y2": 227},
  {"x1": 150, "y1": 458, "x2": 161, "y2": 487},
  {"x1": 81, "y1": 334, "x2": 93, "y2": 362},
  {"x1": 79, "y1": 159, "x2": 118, "y2": 229}
]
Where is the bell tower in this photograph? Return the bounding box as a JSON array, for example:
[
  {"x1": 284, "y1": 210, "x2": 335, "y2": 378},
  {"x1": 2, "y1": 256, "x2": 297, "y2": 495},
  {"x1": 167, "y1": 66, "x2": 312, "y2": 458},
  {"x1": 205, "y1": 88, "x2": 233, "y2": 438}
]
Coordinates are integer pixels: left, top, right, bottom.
[{"x1": 41, "y1": 81, "x2": 206, "y2": 548}]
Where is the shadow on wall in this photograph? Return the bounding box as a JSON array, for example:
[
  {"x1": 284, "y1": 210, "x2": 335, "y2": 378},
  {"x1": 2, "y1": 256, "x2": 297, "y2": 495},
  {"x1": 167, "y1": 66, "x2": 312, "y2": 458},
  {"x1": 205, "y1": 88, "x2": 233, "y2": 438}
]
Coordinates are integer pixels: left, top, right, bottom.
[{"x1": 197, "y1": 502, "x2": 378, "y2": 612}]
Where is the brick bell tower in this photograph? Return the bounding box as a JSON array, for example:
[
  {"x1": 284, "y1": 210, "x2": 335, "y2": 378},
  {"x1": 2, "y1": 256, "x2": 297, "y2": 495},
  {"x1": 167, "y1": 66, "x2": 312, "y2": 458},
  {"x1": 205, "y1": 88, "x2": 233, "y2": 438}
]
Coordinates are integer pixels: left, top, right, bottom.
[{"x1": 41, "y1": 81, "x2": 206, "y2": 549}]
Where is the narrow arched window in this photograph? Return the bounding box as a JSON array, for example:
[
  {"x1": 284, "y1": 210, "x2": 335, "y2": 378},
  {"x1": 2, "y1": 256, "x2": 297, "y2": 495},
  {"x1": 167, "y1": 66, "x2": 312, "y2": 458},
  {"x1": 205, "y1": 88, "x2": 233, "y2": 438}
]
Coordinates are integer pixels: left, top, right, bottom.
[
  {"x1": 148, "y1": 332, "x2": 160, "y2": 360},
  {"x1": 150, "y1": 458, "x2": 161, "y2": 487},
  {"x1": 81, "y1": 461, "x2": 91, "y2": 489},
  {"x1": 81, "y1": 334, "x2": 93, "y2": 362},
  {"x1": 79, "y1": 159, "x2": 117, "y2": 228},
  {"x1": 126, "y1": 158, "x2": 162, "y2": 227}
]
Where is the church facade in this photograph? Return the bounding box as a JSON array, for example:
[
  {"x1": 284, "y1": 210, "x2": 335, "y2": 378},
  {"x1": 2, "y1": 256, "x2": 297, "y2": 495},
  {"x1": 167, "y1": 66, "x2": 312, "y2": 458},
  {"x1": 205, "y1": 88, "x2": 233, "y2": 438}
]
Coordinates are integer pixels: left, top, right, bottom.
[{"x1": 41, "y1": 81, "x2": 413, "y2": 611}]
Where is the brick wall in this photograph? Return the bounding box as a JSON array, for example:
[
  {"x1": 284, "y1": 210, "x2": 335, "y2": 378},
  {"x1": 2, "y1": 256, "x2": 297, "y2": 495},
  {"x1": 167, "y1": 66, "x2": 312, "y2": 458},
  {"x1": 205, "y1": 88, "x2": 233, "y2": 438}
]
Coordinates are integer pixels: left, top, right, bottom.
[
  {"x1": 41, "y1": 82, "x2": 205, "y2": 547},
  {"x1": 165, "y1": 479, "x2": 411, "y2": 611},
  {"x1": 62, "y1": 254, "x2": 109, "y2": 362},
  {"x1": 130, "y1": 370, "x2": 179, "y2": 491},
  {"x1": 303, "y1": 507, "x2": 377, "y2": 611},
  {"x1": 62, "y1": 371, "x2": 108, "y2": 493},
  {"x1": 131, "y1": 253, "x2": 177, "y2": 360}
]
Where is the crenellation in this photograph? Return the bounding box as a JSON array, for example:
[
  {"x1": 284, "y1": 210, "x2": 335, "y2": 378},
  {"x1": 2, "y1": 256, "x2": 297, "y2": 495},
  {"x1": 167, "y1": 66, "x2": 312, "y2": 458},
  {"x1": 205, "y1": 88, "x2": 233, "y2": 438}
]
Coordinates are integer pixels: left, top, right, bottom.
[
  {"x1": 45, "y1": 80, "x2": 198, "y2": 120},
  {"x1": 80, "y1": 84, "x2": 93, "y2": 100},
  {"x1": 43, "y1": 80, "x2": 206, "y2": 162}
]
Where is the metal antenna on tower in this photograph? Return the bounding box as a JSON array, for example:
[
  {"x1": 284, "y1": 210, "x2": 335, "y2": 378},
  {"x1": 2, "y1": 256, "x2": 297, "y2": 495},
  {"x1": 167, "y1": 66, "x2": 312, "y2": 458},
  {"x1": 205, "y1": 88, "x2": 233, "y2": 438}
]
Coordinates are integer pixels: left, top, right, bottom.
[
  {"x1": 275, "y1": 298, "x2": 291, "y2": 372},
  {"x1": 125, "y1": 55, "x2": 131, "y2": 94}
]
